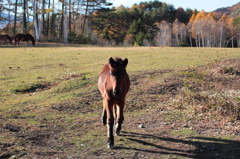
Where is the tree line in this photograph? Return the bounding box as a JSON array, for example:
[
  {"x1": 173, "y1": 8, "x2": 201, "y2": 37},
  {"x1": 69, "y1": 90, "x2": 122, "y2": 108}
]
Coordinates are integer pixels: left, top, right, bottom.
[{"x1": 0, "y1": 0, "x2": 240, "y2": 47}]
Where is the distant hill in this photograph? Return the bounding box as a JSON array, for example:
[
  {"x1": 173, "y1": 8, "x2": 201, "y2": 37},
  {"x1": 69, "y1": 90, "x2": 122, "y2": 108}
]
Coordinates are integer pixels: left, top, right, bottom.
[{"x1": 213, "y1": 2, "x2": 240, "y2": 18}]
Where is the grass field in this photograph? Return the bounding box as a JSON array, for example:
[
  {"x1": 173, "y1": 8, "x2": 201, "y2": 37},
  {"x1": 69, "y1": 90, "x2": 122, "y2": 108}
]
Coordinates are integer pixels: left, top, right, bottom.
[
  {"x1": 1, "y1": 46, "x2": 239, "y2": 107},
  {"x1": 0, "y1": 45, "x2": 240, "y2": 158}
]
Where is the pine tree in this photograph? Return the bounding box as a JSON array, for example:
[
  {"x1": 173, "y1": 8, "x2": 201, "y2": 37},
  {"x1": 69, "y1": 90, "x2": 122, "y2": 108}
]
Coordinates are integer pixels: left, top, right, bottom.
[
  {"x1": 135, "y1": 31, "x2": 145, "y2": 46},
  {"x1": 127, "y1": 18, "x2": 146, "y2": 46}
]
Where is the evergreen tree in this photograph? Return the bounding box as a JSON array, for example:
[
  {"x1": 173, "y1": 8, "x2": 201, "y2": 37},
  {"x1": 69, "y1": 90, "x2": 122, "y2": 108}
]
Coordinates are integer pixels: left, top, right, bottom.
[
  {"x1": 127, "y1": 18, "x2": 146, "y2": 45},
  {"x1": 232, "y1": 16, "x2": 240, "y2": 30},
  {"x1": 135, "y1": 31, "x2": 145, "y2": 46},
  {"x1": 100, "y1": 27, "x2": 110, "y2": 40}
]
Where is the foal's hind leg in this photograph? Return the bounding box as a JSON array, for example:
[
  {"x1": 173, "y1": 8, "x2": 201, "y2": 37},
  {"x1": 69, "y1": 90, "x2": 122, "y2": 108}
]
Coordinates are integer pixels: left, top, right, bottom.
[{"x1": 115, "y1": 101, "x2": 125, "y2": 136}]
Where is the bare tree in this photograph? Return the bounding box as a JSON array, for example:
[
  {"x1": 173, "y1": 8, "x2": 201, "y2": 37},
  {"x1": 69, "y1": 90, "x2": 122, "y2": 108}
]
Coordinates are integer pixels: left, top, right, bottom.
[
  {"x1": 187, "y1": 22, "x2": 193, "y2": 47},
  {"x1": 63, "y1": 0, "x2": 68, "y2": 43},
  {"x1": 46, "y1": 0, "x2": 51, "y2": 36},
  {"x1": 154, "y1": 21, "x2": 172, "y2": 46},
  {"x1": 172, "y1": 19, "x2": 180, "y2": 46},
  {"x1": 72, "y1": 0, "x2": 81, "y2": 33},
  {"x1": 13, "y1": 0, "x2": 17, "y2": 35},
  {"x1": 23, "y1": 0, "x2": 27, "y2": 32},
  {"x1": 172, "y1": 19, "x2": 187, "y2": 46},
  {"x1": 217, "y1": 16, "x2": 228, "y2": 47},
  {"x1": 81, "y1": 0, "x2": 89, "y2": 35},
  {"x1": 68, "y1": 0, "x2": 71, "y2": 33},
  {"x1": 32, "y1": 0, "x2": 41, "y2": 41},
  {"x1": 41, "y1": 0, "x2": 45, "y2": 35},
  {"x1": 50, "y1": 0, "x2": 55, "y2": 39},
  {"x1": 5, "y1": 0, "x2": 13, "y2": 34}
]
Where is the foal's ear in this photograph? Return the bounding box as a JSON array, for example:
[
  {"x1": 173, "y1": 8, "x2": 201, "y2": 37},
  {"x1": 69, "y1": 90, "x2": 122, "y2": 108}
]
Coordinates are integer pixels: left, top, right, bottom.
[
  {"x1": 109, "y1": 57, "x2": 115, "y2": 67},
  {"x1": 123, "y1": 58, "x2": 128, "y2": 67}
]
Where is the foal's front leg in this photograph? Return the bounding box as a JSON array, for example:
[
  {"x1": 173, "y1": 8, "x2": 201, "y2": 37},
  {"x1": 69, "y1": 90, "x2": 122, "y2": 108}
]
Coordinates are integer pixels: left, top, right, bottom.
[
  {"x1": 104, "y1": 99, "x2": 114, "y2": 148},
  {"x1": 102, "y1": 100, "x2": 107, "y2": 126}
]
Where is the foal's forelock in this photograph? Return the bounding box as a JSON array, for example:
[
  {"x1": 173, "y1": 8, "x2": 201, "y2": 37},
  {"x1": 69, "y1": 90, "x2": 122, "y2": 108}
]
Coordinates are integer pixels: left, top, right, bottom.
[{"x1": 109, "y1": 68, "x2": 126, "y2": 97}]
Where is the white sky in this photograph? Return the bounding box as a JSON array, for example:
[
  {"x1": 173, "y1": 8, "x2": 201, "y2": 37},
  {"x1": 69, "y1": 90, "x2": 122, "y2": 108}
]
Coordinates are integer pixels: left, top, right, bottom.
[{"x1": 109, "y1": 0, "x2": 240, "y2": 12}]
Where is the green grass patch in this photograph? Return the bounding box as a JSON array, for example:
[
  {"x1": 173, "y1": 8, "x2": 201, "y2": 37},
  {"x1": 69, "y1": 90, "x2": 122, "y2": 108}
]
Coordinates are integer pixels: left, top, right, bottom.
[
  {"x1": 53, "y1": 77, "x2": 95, "y2": 93},
  {"x1": 170, "y1": 128, "x2": 197, "y2": 136},
  {"x1": 10, "y1": 81, "x2": 46, "y2": 93}
]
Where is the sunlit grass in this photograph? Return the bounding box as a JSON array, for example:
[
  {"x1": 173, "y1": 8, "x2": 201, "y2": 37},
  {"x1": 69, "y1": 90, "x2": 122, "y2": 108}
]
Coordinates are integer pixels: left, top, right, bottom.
[{"x1": 1, "y1": 46, "x2": 240, "y2": 109}]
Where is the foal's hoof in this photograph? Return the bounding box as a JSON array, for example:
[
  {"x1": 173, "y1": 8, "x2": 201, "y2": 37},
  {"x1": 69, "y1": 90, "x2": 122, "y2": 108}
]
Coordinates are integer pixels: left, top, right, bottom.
[
  {"x1": 108, "y1": 143, "x2": 114, "y2": 149},
  {"x1": 102, "y1": 120, "x2": 106, "y2": 126},
  {"x1": 115, "y1": 131, "x2": 120, "y2": 136}
]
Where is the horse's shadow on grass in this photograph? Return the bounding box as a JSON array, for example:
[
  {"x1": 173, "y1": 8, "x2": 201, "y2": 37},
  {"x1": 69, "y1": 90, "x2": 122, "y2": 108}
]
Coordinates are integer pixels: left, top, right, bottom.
[{"x1": 114, "y1": 131, "x2": 240, "y2": 159}]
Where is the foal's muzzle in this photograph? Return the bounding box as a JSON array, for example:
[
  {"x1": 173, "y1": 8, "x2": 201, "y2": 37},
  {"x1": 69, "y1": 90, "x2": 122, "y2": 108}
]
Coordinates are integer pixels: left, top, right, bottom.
[{"x1": 113, "y1": 89, "x2": 122, "y2": 96}]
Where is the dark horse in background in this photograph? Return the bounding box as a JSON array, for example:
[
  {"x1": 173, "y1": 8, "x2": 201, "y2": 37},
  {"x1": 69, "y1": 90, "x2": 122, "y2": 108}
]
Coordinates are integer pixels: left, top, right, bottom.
[
  {"x1": 15, "y1": 33, "x2": 35, "y2": 46},
  {"x1": 0, "y1": 34, "x2": 12, "y2": 44},
  {"x1": 98, "y1": 57, "x2": 130, "y2": 148}
]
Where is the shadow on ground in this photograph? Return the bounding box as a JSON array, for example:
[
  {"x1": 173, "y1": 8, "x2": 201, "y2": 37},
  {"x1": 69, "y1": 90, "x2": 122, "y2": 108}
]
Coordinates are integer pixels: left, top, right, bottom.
[{"x1": 115, "y1": 131, "x2": 240, "y2": 159}]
